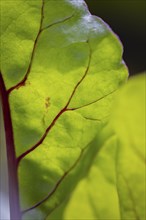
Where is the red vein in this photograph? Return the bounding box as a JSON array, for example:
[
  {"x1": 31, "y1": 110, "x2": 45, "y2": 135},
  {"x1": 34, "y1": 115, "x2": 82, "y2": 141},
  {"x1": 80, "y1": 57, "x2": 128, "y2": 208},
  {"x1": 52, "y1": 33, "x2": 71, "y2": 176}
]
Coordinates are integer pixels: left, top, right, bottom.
[
  {"x1": 16, "y1": 43, "x2": 91, "y2": 165},
  {"x1": 65, "y1": 40, "x2": 91, "y2": 108},
  {"x1": 7, "y1": 2, "x2": 74, "y2": 95},
  {"x1": 21, "y1": 149, "x2": 84, "y2": 215},
  {"x1": 7, "y1": 0, "x2": 45, "y2": 95},
  {"x1": 67, "y1": 88, "x2": 117, "y2": 111}
]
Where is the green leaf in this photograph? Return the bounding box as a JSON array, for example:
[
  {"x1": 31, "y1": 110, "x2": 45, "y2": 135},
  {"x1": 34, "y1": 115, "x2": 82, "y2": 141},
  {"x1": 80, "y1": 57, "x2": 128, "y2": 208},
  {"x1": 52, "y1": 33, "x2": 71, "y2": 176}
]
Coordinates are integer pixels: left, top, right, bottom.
[
  {"x1": 112, "y1": 73, "x2": 145, "y2": 220},
  {"x1": 0, "y1": 0, "x2": 128, "y2": 219},
  {"x1": 55, "y1": 74, "x2": 145, "y2": 220}
]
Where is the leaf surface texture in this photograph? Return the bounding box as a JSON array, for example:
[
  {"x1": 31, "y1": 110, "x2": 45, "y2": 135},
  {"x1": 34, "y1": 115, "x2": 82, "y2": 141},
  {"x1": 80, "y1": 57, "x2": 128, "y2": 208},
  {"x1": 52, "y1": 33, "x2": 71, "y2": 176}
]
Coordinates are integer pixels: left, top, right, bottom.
[{"x1": 0, "y1": 0, "x2": 128, "y2": 219}]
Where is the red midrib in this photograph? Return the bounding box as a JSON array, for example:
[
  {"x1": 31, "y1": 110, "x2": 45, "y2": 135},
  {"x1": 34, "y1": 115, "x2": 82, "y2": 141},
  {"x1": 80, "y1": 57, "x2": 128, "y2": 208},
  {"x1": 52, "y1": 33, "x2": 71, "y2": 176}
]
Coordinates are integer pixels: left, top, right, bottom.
[{"x1": 0, "y1": 72, "x2": 21, "y2": 220}]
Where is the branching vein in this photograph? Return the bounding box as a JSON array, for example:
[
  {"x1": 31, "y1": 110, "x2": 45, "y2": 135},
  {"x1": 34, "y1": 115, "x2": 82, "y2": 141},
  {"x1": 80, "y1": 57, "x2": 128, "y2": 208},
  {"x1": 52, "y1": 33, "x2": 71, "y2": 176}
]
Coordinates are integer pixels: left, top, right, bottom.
[
  {"x1": 7, "y1": 0, "x2": 74, "y2": 95},
  {"x1": 67, "y1": 89, "x2": 117, "y2": 111},
  {"x1": 16, "y1": 42, "x2": 92, "y2": 165},
  {"x1": 21, "y1": 149, "x2": 84, "y2": 215},
  {"x1": 7, "y1": 0, "x2": 45, "y2": 94}
]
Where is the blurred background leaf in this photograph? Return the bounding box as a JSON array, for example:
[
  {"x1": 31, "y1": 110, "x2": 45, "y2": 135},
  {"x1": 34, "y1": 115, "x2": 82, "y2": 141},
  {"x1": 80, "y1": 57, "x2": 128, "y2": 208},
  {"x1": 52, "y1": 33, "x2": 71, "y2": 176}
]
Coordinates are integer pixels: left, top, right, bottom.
[{"x1": 48, "y1": 73, "x2": 145, "y2": 220}]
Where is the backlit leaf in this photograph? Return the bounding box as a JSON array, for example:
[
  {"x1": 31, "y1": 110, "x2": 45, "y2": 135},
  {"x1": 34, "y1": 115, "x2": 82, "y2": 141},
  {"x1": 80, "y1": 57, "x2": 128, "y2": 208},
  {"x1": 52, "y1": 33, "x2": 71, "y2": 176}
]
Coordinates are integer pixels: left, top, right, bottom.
[{"x1": 0, "y1": 0, "x2": 128, "y2": 219}]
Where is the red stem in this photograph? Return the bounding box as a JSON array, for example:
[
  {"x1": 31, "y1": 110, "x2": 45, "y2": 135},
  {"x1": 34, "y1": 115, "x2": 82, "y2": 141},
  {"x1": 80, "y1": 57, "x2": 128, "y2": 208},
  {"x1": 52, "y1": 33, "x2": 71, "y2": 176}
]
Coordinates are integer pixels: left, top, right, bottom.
[{"x1": 0, "y1": 73, "x2": 21, "y2": 220}]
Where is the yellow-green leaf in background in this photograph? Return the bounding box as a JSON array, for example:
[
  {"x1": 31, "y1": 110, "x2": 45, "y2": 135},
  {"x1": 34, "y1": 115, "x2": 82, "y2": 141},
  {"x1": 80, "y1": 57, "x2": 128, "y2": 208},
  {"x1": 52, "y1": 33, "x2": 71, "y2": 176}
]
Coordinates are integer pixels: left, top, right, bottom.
[
  {"x1": 50, "y1": 74, "x2": 145, "y2": 220},
  {"x1": 113, "y1": 73, "x2": 145, "y2": 220}
]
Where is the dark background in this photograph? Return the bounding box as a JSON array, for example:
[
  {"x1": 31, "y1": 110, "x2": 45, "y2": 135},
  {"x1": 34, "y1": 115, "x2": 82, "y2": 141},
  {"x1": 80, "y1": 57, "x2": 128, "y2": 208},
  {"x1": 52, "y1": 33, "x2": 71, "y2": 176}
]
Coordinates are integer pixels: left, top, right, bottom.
[{"x1": 85, "y1": 0, "x2": 146, "y2": 75}]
